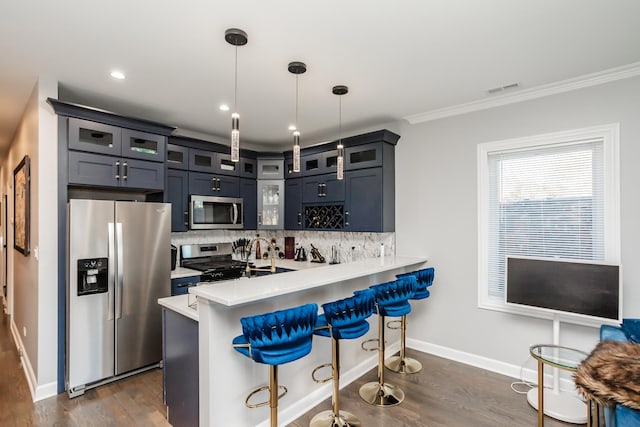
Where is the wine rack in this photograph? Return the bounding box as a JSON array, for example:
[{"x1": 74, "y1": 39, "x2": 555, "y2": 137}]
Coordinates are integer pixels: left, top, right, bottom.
[{"x1": 303, "y1": 205, "x2": 345, "y2": 229}]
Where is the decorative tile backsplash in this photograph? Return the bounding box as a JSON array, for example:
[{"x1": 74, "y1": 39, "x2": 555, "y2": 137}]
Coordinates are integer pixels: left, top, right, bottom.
[{"x1": 171, "y1": 230, "x2": 395, "y2": 265}]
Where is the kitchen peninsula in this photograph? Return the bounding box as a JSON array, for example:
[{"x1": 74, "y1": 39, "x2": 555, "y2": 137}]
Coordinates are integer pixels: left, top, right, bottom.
[{"x1": 159, "y1": 255, "x2": 427, "y2": 427}]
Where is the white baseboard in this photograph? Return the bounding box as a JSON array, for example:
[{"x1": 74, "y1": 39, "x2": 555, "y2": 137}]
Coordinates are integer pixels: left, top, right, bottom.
[
  {"x1": 9, "y1": 320, "x2": 58, "y2": 402},
  {"x1": 257, "y1": 342, "x2": 401, "y2": 427},
  {"x1": 407, "y1": 338, "x2": 579, "y2": 393}
]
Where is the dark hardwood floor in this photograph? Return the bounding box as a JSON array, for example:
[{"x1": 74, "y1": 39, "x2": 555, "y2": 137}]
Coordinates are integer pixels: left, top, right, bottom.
[{"x1": 1, "y1": 311, "x2": 583, "y2": 426}]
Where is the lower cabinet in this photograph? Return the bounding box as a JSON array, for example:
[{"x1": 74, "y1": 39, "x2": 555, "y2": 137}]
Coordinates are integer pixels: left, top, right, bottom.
[
  {"x1": 162, "y1": 309, "x2": 198, "y2": 427},
  {"x1": 69, "y1": 151, "x2": 164, "y2": 190},
  {"x1": 171, "y1": 276, "x2": 199, "y2": 296},
  {"x1": 167, "y1": 169, "x2": 189, "y2": 232}
]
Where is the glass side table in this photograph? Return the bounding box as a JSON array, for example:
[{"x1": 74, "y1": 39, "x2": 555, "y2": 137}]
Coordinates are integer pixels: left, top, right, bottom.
[{"x1": 529, "y1": 344, "x2": 598, "y2": 427}]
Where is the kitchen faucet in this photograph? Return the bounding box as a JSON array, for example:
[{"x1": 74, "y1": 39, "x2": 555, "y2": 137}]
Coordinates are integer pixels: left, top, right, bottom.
[{"x1": 244, "y1": 237, "x2": 277, "y2": 276}]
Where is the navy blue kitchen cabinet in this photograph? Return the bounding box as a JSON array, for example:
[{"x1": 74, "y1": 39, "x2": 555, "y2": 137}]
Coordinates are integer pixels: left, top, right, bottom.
[
  {"x1": 301, "y1": 149, "x2": 339, "y2": 176},
  {"x1": 167, "y1": 144, "x2": 189, "y2": 170},
  {"x1": 189, "y1": 148, "x2": 240, "y2": 176},
  {"x1": 170, "y1": 276, "x2": 199, "y2": 296},
  {"x1": 68, "y1": 151, "x2": 165, "y2": 190},
  {"x1": 69, "y1": 117, "x2": 167, "y2": 163},
  {"x1": 344, "y1": 168, "x2": 395, "y2": 232},
  {"x1": 344, "y1": 142, "x2": 383, "y2": 171},
  {"x1": 188, "y1": 171, "x2": 240, "y2": 198},
  {"x1": 240, "y1": 178, "x2": 257, "y2": 229},
  {"x1": 162, "y1": 308, "x2": 198, "y2": 427},
  {"x1": 239, "y1": 157, "x2": 257, "y2": 179},
  {"x1": 285, "y1": 178, "x2": 303, "y2": 229},
  {"x1": 302, "y1": 173, "x2": 345, "y2": 203},
  {"x1": 167, "y1": 169, "x2": 189, "y2": 232}
]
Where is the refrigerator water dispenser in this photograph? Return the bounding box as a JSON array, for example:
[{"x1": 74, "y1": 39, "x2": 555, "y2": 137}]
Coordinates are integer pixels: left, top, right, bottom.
[{"x1": 77, "y1": 258, "x2": 108, "y2": 296}]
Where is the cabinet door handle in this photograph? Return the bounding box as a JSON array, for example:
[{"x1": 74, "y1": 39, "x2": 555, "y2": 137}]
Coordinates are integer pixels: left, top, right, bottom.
[
  {"x1": 321, "y1": 183, "x2": 327, "y2": 197},
  {"x1": 297, "y1": 212, "x2": 302, "y2": 225},
  {"x1": 317, "y1": 183, "x2": 321, "y2": 197},
  {"x1": 345, "y1": 211, "x2": 350, "y2": 226},
  {"x1": 217, "y1": 178, "x2": 221, "y2": 191},
  {"x1": 122, "y1": 161, "x2": 128, "y2": 180},
  {"x1": 115, "y1": 161, "x2": 121, "y2": 180},
  {"x1": 211, "y1": 177, "x2": 216, "y2": 191},
  {"x1": 258, "y1": 214, "x2": 262, "y2": 225},
  {"x1": 183, "y1": 211, "x2": 189, "y2": 226}
]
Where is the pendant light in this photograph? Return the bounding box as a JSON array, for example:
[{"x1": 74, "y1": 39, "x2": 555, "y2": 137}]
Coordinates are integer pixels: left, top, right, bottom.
[
  {"x1": 225, "y1": 28, "x2": 248, "y2": 162},
  {"x1": 288, "y1": 61, "x2": 307, "y2": 173},
  {"x1": 333, "y1": 85, "x2": 348, "y2": 180}
]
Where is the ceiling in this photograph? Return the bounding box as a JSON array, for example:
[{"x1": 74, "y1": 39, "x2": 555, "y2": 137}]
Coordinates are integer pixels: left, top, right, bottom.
[{"x1": 1, "y1": 0, "x2": 640, "y2": 154}]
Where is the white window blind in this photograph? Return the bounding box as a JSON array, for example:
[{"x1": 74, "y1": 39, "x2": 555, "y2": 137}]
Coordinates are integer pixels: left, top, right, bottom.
[{"x1": 486, "y1": 139, "x2": 606, "y2": 300}]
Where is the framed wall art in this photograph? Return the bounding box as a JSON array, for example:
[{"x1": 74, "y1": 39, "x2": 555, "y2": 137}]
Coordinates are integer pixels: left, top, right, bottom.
[{"x1": 14, "y1": 155, "x2": 30, "y2": 255}]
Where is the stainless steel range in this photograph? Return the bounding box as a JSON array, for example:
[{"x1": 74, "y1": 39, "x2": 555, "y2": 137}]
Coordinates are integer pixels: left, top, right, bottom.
[{"x1": 180, "y1": 243, "x2": 246, "y2": 282}]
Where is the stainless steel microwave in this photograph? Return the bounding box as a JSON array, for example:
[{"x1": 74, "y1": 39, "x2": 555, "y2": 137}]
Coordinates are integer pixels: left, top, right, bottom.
[{"x1": 189, "y1": 195, "x2": 243, "y2": 230}]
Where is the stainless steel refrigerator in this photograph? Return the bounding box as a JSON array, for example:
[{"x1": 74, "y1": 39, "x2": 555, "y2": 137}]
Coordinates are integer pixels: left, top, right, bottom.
[{"x1": 67, "y1": 199, "x2": 171, "y2": 397}]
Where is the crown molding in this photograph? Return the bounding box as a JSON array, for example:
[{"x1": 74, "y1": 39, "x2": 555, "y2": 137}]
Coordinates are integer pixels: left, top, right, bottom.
[{"x1": 404, "y1": 61, "x2": 640, "y2": 124}]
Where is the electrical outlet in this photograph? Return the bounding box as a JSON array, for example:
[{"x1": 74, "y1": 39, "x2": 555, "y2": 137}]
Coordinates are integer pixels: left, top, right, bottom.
[{"x1": 23, "y1": 326, "x2": 26, "y2": 337}]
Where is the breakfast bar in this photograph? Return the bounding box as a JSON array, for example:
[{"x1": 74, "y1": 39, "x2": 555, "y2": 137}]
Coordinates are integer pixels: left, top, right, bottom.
[{"x1": 162, "y1": 255, "x2": 427, "y2": 427}]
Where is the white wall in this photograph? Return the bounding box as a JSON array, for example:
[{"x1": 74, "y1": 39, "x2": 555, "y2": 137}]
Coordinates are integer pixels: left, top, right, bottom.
[
  {"x1": 395, "y1": 76, "x2": 640, "y2": 371},
  {"x1": 1, "y1": 76, "x2": 59, "y2": 400}
]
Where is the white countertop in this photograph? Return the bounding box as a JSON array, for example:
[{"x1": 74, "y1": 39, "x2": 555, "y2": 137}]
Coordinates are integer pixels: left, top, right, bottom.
[
  {"x1": 163, "y1": 259, "x2": 326, "y2": 320},
  {"x1": 191, "y1": 255, "x2": 427, "y2": 307},
  {"x1": 158, "y1": 294, "x2": 199, "y2": 321}
]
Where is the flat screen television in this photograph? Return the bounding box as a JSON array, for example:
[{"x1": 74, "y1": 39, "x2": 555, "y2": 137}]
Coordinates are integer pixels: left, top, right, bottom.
[{"x1": 505, "y1": 256, "x2": 621, "y2": 324}]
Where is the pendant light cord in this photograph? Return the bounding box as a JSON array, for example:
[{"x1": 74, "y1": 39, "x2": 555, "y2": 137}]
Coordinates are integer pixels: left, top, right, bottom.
[
  {"x1": 295, "y1": 75, "x2": 299, "y2": 128},
  {"x1": 338, "y1": 95, "x2": 342, "y2": 144},
  {"x1": 234, "y1": 45, "x2": 238, "y2": 111}
]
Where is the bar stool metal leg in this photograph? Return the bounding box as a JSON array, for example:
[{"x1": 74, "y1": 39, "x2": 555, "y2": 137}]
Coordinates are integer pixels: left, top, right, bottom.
[
  {"x1": 269, "y1": 365, "x2": 278, "y2": 427},
  {"x1": 359, "y1": 314, "x2": 405, "y2": 406},
  {"x1": 385, "y1": 314, "x2": 423, "y2": 374},
  {"x1": 311, "y1": 338, "x2": 362, "y2": 427}
]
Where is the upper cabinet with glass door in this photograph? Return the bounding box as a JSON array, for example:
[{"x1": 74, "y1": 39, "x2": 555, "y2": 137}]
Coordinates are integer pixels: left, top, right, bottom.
[
  {"x1": 69, "y1": 118, "x2": 166, "y2": 163},
  {"x1": 257, "y1": 180, "x2": 284, "y2": 230},
  {"x1": 188, "y1": 148, "x2": 240, "y2": 176},
  {"x1": 301, "y1": 150, "x2": 339, "y2": 176}
]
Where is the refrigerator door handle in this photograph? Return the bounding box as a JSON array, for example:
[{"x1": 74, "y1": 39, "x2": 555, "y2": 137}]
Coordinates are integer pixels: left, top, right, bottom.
[
  {"x1": 116, "y1": 222, "x2": 124, "y2": 319},
  {"x1": 107, "y1": 222, "x2": 116, "y2": 321}
]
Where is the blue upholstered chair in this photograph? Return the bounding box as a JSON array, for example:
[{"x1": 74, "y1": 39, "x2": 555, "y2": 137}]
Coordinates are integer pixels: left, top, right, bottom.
[
  {"x1": 359, "y1": 278, "x2": 414, "y2": 406},
  {"x1": 310, "y1": 289, "x2": 376, "y2": 427},
  {"x1": 232, "y1": 303, "x2": 318, "y2": 427},
  {"x1": 386, "y1": 267, "x2": 435, "y2": 374},
  {"x1": 600, "y1": 323, "x2": 640, "y2": 427}
]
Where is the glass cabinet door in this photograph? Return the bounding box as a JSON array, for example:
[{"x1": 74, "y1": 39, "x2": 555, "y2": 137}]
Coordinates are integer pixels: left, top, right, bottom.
[{"x1": 257, "y1": 180, "x2": 284, "y2": 230}]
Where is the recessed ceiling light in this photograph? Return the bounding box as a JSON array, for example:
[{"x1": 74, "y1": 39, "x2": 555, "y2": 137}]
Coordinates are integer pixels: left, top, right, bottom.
[
  {"x1": 219, "y1": 104, "x2": 230, "y2": 111},
  {"x1": 110, "y1": 70, "x2": 126, "y2": 80},
  {"x1": 288, "y1": 125, "x2": 296, "y2": 131}
]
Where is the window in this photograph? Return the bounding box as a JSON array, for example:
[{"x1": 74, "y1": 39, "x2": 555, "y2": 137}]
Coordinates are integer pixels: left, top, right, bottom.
[{"x1": 477, "y1": 124, "x2": 620, "y2": 314}]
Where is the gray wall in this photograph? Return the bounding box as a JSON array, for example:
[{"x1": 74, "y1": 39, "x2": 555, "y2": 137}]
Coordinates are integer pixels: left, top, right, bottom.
[{"x1": 395, "y1": 75, "x2": 640, "y2": 368}]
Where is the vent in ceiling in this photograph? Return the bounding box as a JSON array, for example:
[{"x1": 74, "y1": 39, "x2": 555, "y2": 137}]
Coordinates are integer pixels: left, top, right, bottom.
[{"x1": 487, "y1": 82, "x2": 521, "y2": 94}]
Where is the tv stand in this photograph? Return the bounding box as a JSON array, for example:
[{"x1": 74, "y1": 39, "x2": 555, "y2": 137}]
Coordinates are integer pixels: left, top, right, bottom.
[{"x1": 527, "y1": 317, "x2": 589, "y2": 425}]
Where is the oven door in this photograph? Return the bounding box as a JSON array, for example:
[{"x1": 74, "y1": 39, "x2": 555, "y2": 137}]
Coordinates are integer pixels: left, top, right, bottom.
[{"x1": 189, "y1": 196, "x2": 243, "y2": 229}]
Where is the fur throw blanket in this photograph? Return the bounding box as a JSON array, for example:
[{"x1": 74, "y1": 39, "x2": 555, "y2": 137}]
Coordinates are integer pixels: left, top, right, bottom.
[{"x1": 574, "y1": 340, "x2": 640, "y2": 410}]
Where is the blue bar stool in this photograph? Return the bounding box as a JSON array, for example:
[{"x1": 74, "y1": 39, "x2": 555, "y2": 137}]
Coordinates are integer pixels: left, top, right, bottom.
[
  {"x1": 232, "y1": 303, "x2": 318, "y2": 427},
  {"x1": 310, "y1": 290, "x2": 376, "y2": 427},
  {"x1": 386, "y1": 267, "x2": 435, "y2": 374},
  {"x1": 359, "y1": 278, "x2": 414, "y2": 406}
]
